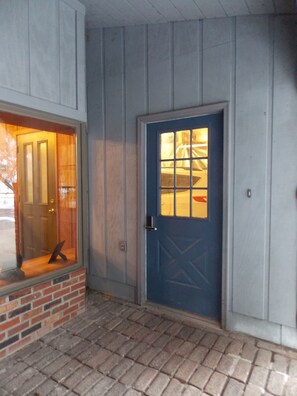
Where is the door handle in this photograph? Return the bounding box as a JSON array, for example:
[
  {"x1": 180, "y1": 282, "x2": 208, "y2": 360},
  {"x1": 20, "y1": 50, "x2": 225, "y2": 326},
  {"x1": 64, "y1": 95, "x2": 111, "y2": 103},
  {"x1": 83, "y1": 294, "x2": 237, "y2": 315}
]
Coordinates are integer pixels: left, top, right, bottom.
[
  {"x1": 48, "y1": 208, "x2": 56, "y2": 214},
  {"x1": 145, "y1": 215, "x2": 157, "y2": 231}
]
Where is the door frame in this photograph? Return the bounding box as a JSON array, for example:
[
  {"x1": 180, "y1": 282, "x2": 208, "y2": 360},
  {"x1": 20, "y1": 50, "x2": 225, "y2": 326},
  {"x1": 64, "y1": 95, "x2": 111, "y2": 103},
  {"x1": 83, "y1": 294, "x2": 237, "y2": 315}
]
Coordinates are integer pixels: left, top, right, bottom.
[{"x1": 137, "y1": 102, "x2": 232, "y2": 328}]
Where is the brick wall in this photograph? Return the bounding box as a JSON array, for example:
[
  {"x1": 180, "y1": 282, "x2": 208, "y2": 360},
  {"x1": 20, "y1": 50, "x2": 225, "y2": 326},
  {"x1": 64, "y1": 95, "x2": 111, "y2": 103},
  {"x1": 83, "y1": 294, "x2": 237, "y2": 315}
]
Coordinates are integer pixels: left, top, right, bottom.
[{"x1": 0, "y1": 268, "x2": 85, "y2": 360}]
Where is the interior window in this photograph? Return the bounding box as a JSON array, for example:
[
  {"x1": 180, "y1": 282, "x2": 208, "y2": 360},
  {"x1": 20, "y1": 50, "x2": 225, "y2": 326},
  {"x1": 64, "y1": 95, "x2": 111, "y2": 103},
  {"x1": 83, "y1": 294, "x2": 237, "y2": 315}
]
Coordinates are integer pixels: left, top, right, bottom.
[{"x1": 0, "y1": 111, "x2": 78, "y2": 287}]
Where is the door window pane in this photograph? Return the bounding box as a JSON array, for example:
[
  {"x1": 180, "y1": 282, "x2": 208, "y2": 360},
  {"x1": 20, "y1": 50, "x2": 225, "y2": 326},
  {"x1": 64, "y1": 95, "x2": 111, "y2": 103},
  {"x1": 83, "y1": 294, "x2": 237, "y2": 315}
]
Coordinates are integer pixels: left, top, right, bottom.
[
  {"x1": 192, "y1": 128, "x2": 208, "y2": 157},
  {"x1": 160, "y1": 161, "x2": 174, "y2": 188},
  {"x1": 192, "y1": 189, "x2": 208, "y2": 219},
  {"x1": 161, "y1": 189, "x2": 174, "y2": 216},
  {"x1": 24, "y1": 144, "x2": 33, "y2": 203},
  {"x1": 160, "y1": 132, "x2": 174, "y2": 160},
  {"x1": 176, "y1": 160, "x2": 190, "y2": 188},
  {"x1": 176, "y1": 189, "x2": 190, "y2": 217},
  {"x1": 38, "y1": 142, "x2": 48, "y2": 204},
  {"x1": 176, "y1": 130, "x2": 190, "y2": 159}
]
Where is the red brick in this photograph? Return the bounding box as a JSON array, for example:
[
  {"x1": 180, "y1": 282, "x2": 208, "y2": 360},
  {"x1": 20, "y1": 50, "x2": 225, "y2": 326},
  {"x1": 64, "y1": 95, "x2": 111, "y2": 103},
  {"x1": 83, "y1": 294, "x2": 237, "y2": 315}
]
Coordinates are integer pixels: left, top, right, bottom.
[
  {"x1": 54, "y1": 315, "x2": 70, "y2": 327},
  {"x1": 9, "y1": 288, "x2": 31, "y2": 301},
  {"x1": 31, "y1": 311, "x2": 50, "y2": 325},
  {"x1": 43, "y1": 284, "x2": 62, "y2": 295},
  {"x1": 64, "y1": 304, "x2": 79, "y2": 316},
  {"x1": 0, "y1": 300, "x2": 19, "y2": 314},
  {"x1": 8, "y1": 336, "x2": 31, "y2": 354},
  {"x1": 53, "y1": 287, "x2": 71, "y2": 299},
  {"x1": 0, "y1": 297, "x2": 6, "y2": 305},
  {"x1": 79, "y1": 274, "x2": 86, "y2": 282},
  {"x1": 0, "y1": 317, "x2": 20, "y2": 332},
  {"x1": 21, "y1": 292, "x2": 42, "y2": 304},
  {"x1": 63, "y1": 291, "x2": 78, "y2": 301},
  {"x1": 44, "y1": 313, "x2": 61, "y2": 327},
  {"x1": 33, "y1": 295, "x2": 52, "y2": 308},
  {"x1": 71, "y1": 268, "x2": 85, "y2": 278},
  {"x1": 0, "y1": 333, "x2": 5, "y2": 342},
  {"x1": 33, "y1": 281, "x2": 52, "y2": 292},
  {"x1": 52, "y1": 303, "x2": 69, "y2": 314},
  {"x1": 62, "y1": 278, "x2": 77, "y2": 287},
  {"x1": 0, "y1": 350, "x2": 7, "y2": 359},
  {"x1": 22, "y1": 306, "x2": 42, "y2": 320},
  {"x1": 71, "y1": 281, "x2": 86, "y2": 292},
  {"x1": 79, "y1": 288, "x2": 85, "y2": 295},
  {"x1": 7, "y1": 321, "x2": 30, "y2": 337},
  {"x1": 69, "y1": 295, "x2": 85, "y2": 307}
]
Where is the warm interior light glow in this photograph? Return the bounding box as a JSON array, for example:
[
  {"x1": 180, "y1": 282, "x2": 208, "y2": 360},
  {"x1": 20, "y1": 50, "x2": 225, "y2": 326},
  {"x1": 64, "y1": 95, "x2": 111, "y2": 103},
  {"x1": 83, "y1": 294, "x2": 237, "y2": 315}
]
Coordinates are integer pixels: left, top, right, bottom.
[{"x1": 0, "y1": 112, "x2": 78, "y2": 287}]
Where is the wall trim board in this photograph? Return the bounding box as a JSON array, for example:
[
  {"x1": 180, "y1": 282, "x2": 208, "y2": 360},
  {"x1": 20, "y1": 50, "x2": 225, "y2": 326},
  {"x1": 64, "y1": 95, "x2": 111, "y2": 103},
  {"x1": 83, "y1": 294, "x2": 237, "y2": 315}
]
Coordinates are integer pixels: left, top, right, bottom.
[
  {"x1": 137, "y1": 102, "x2": 231, "y2": 328},
  {"x1": 0, "y1": 87, "x2": 87, "y2": 122},
  {"x1": 87, "y1": 274, "x2": 136, "y2": 302}
]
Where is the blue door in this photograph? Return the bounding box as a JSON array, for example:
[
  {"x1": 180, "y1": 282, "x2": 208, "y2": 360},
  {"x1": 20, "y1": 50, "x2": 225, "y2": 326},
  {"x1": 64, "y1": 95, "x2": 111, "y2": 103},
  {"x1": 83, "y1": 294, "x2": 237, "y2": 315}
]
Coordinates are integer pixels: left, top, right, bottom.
[{"x1": 146, "y1": 113, "x2": 223, "y2": 320}]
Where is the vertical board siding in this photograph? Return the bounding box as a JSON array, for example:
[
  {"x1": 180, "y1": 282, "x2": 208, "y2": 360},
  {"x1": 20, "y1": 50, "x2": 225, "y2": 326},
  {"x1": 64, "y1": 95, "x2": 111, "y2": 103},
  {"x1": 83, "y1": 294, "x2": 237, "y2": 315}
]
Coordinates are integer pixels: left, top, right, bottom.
[
  {"x1": 173, "y1": 21, "x2": 201, "y2": 109},
  {"x1": 104, "y1": 28, "x2": 126, "y2": 283},
  {"x1": 60, "y1": 1, "x2": 76, "y2": 108},
  {"x1": 29, "y1": 0, "x2": 60, "y2": 103},
  {"x1": 0, "y1": 0, "x2": 86, "y2": 121},
  {"x1": 87, "y1": 29, "x2": 107, "y2": 278},
  {"x1": 76, "y1": 10, "x2": 87, "y2": 113},
  {"x1": 148, "y1": 23, "x2": 173, "y2": 113},
  {"x1": 269, "y1": 16, "x2": 297, "y2": 327},
  {"x1": 87, "y1": 15, "x2": 297, "y2": 330},
  {"x1": 0, "y1": 0, "x2": 29, "y2": 94},
  {"x1": 202, "y1": 18, "x2": 234, "y2": 104},
  {"x1": 124, "y1": 26, "x2": 147, "y2": 286},
  {"x1": 233, "y1": 16, "x2": 271, "y2": 319}
]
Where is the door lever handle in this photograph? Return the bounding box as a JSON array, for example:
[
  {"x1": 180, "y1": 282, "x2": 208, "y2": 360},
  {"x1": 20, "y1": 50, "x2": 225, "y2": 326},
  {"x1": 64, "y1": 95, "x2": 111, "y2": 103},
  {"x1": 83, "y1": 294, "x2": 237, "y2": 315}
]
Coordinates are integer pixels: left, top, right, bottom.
[
  {"x1": 145, "y1": 215, "x2": 157, "y2": 231},
  {"x1": 145, "y1": 225, "x2": 157, "y2": 231}
]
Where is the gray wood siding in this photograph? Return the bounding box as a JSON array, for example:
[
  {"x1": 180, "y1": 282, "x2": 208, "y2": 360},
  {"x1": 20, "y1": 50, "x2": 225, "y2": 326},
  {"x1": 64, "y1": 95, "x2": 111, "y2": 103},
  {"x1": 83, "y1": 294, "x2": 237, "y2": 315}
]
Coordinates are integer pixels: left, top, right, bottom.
[
  {"x1": 233, "y1": 16, "x2": 271, "y2": 319},
  {"x1": 87, "y1": 15, "x2": 297, "y2": 329},
  {"x1": 0, "y1": 0, "x2": 86, "y2": 122}
]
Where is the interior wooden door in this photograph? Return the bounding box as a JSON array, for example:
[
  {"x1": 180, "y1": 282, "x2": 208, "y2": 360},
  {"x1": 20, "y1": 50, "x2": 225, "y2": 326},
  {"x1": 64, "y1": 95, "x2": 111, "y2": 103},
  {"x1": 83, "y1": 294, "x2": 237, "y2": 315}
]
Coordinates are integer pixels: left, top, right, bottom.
[{"x1": 18, "y1": 132, "x2": 57, "y2": 259}]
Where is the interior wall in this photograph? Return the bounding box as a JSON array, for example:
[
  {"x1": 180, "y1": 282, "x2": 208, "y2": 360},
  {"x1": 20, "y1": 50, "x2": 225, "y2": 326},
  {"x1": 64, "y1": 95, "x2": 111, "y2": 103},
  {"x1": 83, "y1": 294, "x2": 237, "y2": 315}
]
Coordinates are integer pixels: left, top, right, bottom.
[{"x1": 86, "y1": 15, "x2": 297, "y2": 344}]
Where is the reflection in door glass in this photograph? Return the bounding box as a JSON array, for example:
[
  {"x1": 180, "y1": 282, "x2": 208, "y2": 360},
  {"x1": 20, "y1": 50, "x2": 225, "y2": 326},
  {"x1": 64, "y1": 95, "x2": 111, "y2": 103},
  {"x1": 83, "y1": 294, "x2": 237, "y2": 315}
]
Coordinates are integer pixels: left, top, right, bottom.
[
  {"x1": 192, "y1": 189, "x2": 208, "y2": 219},
  {"x1": 161, "y1": 189, "x2": 174, "y2": 216},
  {"x1": 160, "y1": 132, "x2": 174, "y2": 160},
  {"x1": 160, "y1": 127, "x2": 209, "y2": 219},
  {"x1": 176, "y1": 130, "x2": 190, "y2": 159},
  {"x1": 176, "y1": 160, "x2": 190, "y2": 188},
  {"x1": 176, "y1": 189, "x2": 190, "y2": 217}
]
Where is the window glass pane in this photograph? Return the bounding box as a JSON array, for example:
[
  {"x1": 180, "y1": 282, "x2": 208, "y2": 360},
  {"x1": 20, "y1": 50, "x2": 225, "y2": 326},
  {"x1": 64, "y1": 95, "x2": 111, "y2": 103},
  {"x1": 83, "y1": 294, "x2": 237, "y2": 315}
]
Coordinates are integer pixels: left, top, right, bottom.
[
  {"x1": 38, "y1": 142, "x2": 48, "y2": 204},
  {"x1": 160, "y1": 132, "x2": 174, "y2": 160},
  {"x1": 176, "y1": 130, "x2": 190, "y2": 159},
  {"x1": 192, "y1": 189, "x2": 208, "y2": 219},
  {"x1": 176, "y1": 160, "x2": 190, "y2": 188},
  {"x1": 161, "y1": 189, "x2": 174, "y2": 216},
  {"x1": 0, "y1": 111, "x2": 79, "y2": 289},
  {"x1": 176, "y1": 189, "x2": 190, "y2": 217},
  {"x1": 24, "y1": 144, "x2": 33, "y2": 203},
  {"x1": 192, "y1": 159, "x2": 208, "y2": 188},
  {"x1": 160, "y1": 161, "x2": 174, "y2": 188},
  {"x1": 192, "y1": 128, "x2": 208, "y2": 157}
]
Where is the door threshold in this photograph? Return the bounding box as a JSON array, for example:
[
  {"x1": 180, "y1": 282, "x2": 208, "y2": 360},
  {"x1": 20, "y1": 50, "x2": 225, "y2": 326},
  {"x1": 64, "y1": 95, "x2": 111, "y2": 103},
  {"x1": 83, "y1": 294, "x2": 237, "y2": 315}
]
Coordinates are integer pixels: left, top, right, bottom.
[{"x1": 143, "y1": 301, "x2": 222, "y2": 333}]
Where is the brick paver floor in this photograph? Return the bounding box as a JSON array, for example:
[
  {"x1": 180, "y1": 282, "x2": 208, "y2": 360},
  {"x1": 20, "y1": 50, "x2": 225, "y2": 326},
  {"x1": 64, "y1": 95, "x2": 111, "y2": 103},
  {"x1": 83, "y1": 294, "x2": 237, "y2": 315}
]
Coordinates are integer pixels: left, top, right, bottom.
[{"x1": 1, "y1": 290, "x2": 297, "y2": 395}]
